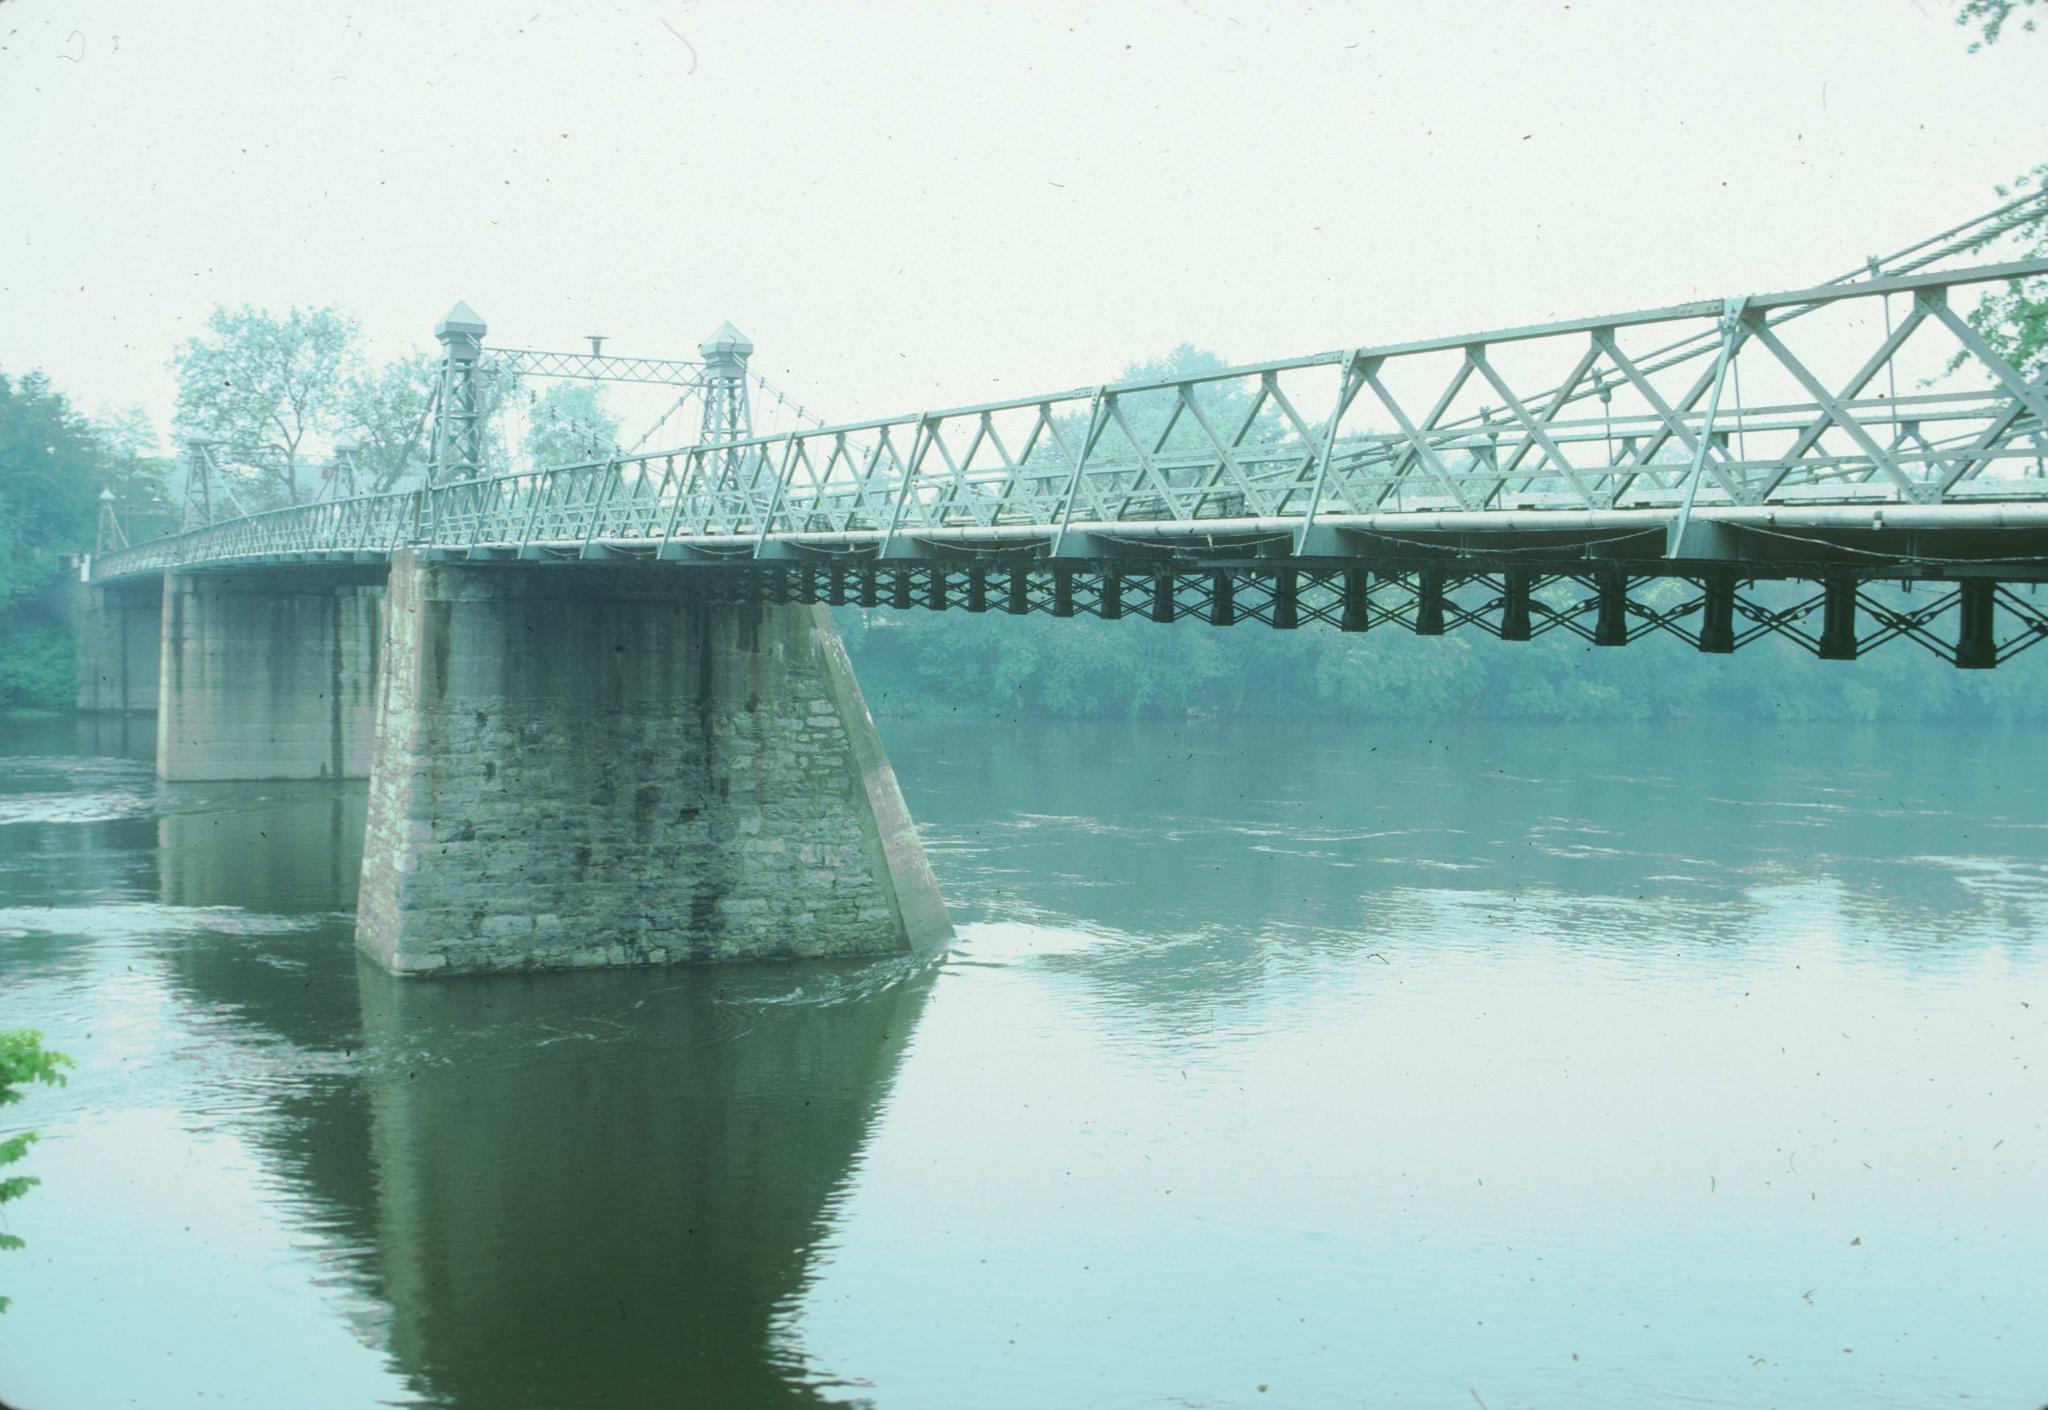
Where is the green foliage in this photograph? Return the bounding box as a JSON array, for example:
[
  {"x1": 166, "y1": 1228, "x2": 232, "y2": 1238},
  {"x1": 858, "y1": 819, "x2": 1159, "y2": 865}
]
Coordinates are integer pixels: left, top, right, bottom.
[
  {"x1": 0, "y1": 613, "x2": 76, "y2": 711},
  {"x1": 523, "y1": 382, "x2": 621, "y2": 469},
  {"x1": 0, "y1": 370, "x2": 115, "y2": 605},
  {"x1": 342, "y1": 352, "x2": 438, "y2": 492},
  {"x1": 0, "y1": 370, "x2": 171, "y2": 706},
  {"x1": 0, "y1": 370, "x2": 168, "y2": 598},
  {"x1": 0, "y1": 1029, "x2": 72, "y2": 1314},
  {"x1": 1948, "y1": 165, "x2": 2048, "y2": 386},
  {"x1": 172, "y1": 305, "x2": 362, "y2": 506},
  {"x1": 1956, "y1": 0, "x2": 2039, "y2": 50}
]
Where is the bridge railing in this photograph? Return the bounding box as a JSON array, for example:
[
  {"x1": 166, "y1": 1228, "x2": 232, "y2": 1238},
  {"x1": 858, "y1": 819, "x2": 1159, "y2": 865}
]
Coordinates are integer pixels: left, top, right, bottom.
[{"x1": 91, "y1": 255, "x2": 2048, "y2": 581}]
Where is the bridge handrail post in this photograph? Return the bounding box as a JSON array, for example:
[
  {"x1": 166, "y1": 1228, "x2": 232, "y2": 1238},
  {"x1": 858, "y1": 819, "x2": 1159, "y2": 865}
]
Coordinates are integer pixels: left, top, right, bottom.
[
  {"x1": 877, "y1": 415, "x2": 938, "y2": 560},
  {"x1": 579, "y1": 459, "x2": 624, "y2": 554},
  {"x1": 754, "y1": 434, "x2": 805, "y2": 553},
  {"x1": 1048, "y1": 388, "x2": 1106, "y2": 557},
  {"x1": 1668, "y1": 297, "x2": 1748, "y2": 556},
  {"x1": 1294, "y1": 350, "x2": 1364, "y2": 553}
]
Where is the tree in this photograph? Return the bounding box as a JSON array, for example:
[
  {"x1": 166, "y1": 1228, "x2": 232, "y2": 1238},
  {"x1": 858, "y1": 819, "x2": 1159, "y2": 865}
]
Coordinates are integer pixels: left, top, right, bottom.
[
  {"x1": 0, "y1": 371, "x2": 116, "y2": 604},
  {"x1": 523, "y1": 381, "x2": 621, "y2": 468},
  {"x1": 1955, "y1": 13, "x2": 2045, "y2": 383},
  {"x1": 95, "y1": 405, "x2": 159, "y2": 463},
  {"x1": 0, "y1": 371, "x2": 173, "y2": 707},
  {"x1": 0, "y1": 372, "x2": 166, "y2": 603},
  {"x1": 0, "y1": 1029, "x2": 71, "y2": 1314},
  {"x1": 171, "y1": 305, "x2": 361, "y2": 506},
  {"x1": 341, "y1": 352, "x2": 438, "y2": 492},
  {"x1": 1953, "y1": 166, "x2": 2048, "y2": 384},
  {"x1": 1956, "y1": 0, "x2": 2039, "y2": 50}
]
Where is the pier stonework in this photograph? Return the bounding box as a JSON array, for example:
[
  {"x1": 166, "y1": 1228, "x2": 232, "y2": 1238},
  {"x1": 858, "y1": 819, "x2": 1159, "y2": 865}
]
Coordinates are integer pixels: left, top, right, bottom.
[
  {"x1": 355, "y1": 552, "x2": 950, "y2": 975},
  {"x1": 75, "y1": 575, "x2": 164, "y2": 713},
  {"x1": 156, "y1": 567, "x2": 385, "y2": 782}
]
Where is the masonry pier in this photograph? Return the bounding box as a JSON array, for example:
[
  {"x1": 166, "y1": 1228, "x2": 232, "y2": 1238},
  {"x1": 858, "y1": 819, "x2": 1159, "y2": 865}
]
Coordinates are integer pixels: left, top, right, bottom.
[
  {"x1": 75, "y1": 576, "x2": 164, "y2": 714},
  {"x1": 156, "y1": 567, "x2": 385, "y2": 782},
  {"x1": 354, "y1": 552, "x2": 950, "y2": 975}
]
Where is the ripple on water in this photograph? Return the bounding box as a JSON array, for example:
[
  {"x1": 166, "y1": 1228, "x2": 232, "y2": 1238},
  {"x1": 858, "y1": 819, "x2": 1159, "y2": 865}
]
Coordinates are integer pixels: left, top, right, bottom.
[
  {"x1": 0, "y1": 754, "x2": 155, "y2": 826},
  {"x1": 0, "y1": 791, "x2": 154, "y2": 826},
  {"x1": 0, "y1": 903, "x2": 333, "y2": 944}
]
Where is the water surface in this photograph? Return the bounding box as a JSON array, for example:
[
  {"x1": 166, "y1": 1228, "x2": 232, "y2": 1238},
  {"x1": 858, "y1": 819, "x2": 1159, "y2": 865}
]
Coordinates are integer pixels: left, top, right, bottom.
[{"x1": 0, "y1": 713, "x2": 2042, "y2": 1409}]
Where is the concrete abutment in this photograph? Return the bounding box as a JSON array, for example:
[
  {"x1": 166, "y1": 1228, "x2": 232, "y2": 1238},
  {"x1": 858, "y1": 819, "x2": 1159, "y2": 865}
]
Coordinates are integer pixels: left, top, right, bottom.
[{"x1": 355, "y1": 552, "x2": 950, "y2": 975}]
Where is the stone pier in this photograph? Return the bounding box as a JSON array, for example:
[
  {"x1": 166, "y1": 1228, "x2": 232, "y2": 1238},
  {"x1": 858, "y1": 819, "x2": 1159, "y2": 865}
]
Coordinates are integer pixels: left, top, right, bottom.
[
  {"x1": 75, "y1": 576, "x2": 164, "y2": 713},
  {"x1": 156, "y1": 567, "x2": 385, "y2": 781},
  {"x1": 355, "y1": 552, "x2": 950, "y2": 974}
]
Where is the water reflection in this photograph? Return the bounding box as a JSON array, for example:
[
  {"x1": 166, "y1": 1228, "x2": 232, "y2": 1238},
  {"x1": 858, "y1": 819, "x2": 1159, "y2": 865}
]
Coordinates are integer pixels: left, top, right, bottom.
[
  {"x1": 145, "y1": 779, "x2": 940, "y2": 1409},
  {"x1": 2, "y1": 714, "x2": 2043, "y2": 1408},
  {"x1": 3, "y1": 721, "x2": 941, "y2": 1409},
  {"x1": 896, "y1": 717, "x2": 2047, "y2": 987},
  {"x1": 356, "y1": 958, "x2": 935, "y2": 1407}
]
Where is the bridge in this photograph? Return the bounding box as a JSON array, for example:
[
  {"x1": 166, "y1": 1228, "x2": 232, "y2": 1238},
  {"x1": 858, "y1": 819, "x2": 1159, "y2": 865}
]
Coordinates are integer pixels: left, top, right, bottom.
[{"x1": 73, "y1": 200, "x2": 2048, "y2": 977}]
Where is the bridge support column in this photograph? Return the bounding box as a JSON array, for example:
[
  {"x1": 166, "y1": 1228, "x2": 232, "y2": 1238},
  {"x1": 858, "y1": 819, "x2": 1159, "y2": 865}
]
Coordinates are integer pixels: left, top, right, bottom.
[
  {"x1": 1340, "y1": 569, "x2": 1369, "y2": 633},
  {"x1": 356, "y1": 553, "x2": 951, "y2": 975},
  {"x1": 1698, "y1": 577, "x2": 1736, "y2": 654},
  {"x1": 1208, "y1": 571, "x2": 1235, "y2": 626},
  {"x1": 1593, "y1": 570, "x2": 1628, "y2": 646},
  {"x1": 1499, "y1": 570, "x2": 1533, "y2": 642},
  {"x1": 1150, "y1": 570, "x2": 1177, "y2": 623},
  {"x1": 157, "y1": 567, "x2": 384, "y2": 781},
  {"x1": 1818, "y1": 578, "x2": 1859, "y2": 660},
  {"x1": 1052, "y1": 566, "x2": 1076, "y2": 618},
  {"x1": 75, "y1": 576, "x2": 164, "y2": 713},
  {"x1": 1955, "y1": 578, "x2": 1997, "y2": 669},
  {"x1": 1270, "y1": 569, "x2": 1299, "y2": 629},
  {"x1": 1414, "y1": 570, "x2": 1446, "y2": 636}
]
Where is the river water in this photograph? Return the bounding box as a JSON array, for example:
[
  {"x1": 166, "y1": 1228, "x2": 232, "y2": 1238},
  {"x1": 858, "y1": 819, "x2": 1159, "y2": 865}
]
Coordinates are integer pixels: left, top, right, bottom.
[{"x1": 0, "y1": 713, "x2": 2041, "y2": 1409}]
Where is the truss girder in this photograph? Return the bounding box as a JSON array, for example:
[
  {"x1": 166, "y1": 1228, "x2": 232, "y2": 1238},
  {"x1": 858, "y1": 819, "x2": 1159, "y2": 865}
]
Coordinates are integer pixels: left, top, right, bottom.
[{"x1": 94, "y1": 256, "x2": 2048, "y2": 642}]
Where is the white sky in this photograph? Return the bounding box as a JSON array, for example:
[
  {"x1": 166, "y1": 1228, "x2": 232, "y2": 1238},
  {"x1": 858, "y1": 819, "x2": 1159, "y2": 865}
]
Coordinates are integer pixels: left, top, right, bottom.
[{"x1": 2, "y1": 0, "x2": 2043, "y2": 446}]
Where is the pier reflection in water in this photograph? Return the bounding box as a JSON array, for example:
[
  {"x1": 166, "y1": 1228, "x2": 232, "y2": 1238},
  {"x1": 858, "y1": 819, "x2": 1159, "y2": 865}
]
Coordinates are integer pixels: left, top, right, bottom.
[
  {"x1": 1, "y1": 714, "x2": 2044, "y2": 1409},
  {"x1": 2, "y1": 715, "x2": 937, "y2": 1407}
]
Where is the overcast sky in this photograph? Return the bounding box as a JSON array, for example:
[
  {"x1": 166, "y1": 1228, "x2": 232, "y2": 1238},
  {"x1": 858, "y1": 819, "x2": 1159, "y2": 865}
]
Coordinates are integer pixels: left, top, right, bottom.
[{"x1": 2, "y1": 0, "x2": 2043, "y2": 446}]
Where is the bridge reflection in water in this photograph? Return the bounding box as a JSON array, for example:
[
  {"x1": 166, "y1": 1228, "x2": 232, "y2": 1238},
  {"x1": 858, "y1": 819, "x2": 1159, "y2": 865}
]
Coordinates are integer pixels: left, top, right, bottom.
[{"x1": 150, "y1": 772, "x2": 938, "y2": 1407}]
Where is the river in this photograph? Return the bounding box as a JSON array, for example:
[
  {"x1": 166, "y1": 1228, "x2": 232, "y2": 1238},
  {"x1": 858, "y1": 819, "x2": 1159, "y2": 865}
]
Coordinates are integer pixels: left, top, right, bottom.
[{"x1": 0, "y1": 713, "x2": 2042, "y2": 1409}]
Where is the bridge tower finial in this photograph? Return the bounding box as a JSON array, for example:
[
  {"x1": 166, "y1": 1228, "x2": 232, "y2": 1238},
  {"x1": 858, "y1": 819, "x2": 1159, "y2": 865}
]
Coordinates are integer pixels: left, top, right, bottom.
[
  {"x1": 96, "y1": 487, "x2": 126, "y2": 554},
  {"x1": 432, "y1": 301, "x2": 489, "y2": 487},
  {"x1": 698, "y1": 321, "x2": 753, "y2": 446}
]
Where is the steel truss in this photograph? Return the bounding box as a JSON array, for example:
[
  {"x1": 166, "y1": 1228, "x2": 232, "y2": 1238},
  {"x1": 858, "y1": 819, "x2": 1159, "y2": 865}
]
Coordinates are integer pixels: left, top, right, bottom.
[{"x1": 92, "y1": 242, "x2": 2048, "y2": 670}]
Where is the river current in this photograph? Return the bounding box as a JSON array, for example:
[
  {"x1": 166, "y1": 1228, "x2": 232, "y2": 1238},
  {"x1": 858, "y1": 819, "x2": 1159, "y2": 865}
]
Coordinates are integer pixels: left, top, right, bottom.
[{"x1": 0, "y1": 713, "x2": 2042, "y2": 1409}]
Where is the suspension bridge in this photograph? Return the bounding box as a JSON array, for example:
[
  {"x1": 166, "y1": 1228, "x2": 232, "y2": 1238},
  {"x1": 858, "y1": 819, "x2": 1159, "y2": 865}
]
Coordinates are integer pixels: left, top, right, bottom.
[{"x1": 71, "y1": 197, "x2": 2048, "y2": 976}]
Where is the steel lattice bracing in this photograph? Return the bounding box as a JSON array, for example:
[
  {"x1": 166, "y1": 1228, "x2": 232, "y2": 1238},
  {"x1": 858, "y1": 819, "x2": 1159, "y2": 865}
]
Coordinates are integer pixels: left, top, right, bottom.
[
  {"x1": 704, "y1": 562, "x2": 2048, "y2": 670},
  {"x1": 92, "y1": 250, "x2": 2048, "y2": 668}
]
